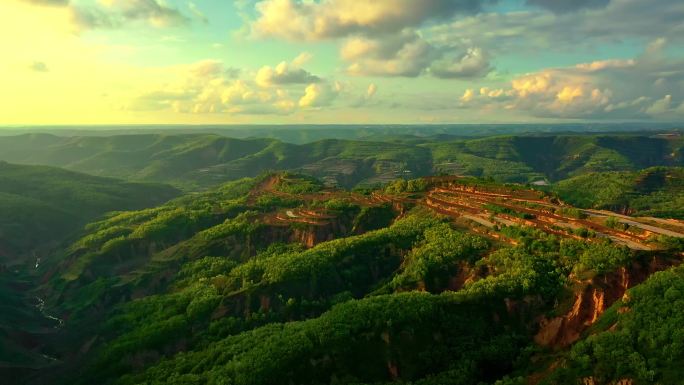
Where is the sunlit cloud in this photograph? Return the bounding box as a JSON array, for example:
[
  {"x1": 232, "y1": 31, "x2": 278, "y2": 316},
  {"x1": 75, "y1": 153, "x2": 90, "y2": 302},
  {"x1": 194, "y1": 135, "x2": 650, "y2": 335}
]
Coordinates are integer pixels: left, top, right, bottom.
[
  {"x1": 2, "y1": 0, "x2": 684, "y2": 123},
  {"x1": 255, "y1": 54, "x2": 321, "y2": 87},
  {"x1": 250, "y1": 0, "x2": 489, "y2": 41},
  {"x1": 460, "y1": 39, "x2": 684, "y2": 120}
]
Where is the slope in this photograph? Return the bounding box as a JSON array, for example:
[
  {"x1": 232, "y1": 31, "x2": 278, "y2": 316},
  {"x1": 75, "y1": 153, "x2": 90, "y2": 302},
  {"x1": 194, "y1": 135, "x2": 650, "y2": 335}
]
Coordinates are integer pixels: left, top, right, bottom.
[
  {"x1": 16, "y1": 173, "x2": 683, "y2": 385},
  {"x1": 0, "y1": 161, "x2": 180, "y2": 264},
  {"x1": 0, "y1": 133, "x2": 681, "y2": 190},
  {"x1": 553, "y1": 167, "x2": 684, "y2": 218}
]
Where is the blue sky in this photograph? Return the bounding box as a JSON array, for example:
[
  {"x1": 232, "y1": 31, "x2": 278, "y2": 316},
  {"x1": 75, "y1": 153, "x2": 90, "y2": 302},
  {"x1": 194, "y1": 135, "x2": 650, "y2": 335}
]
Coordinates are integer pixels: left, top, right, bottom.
[{"x1": 1, "y1": 0, "x2": 683, "y2": 124}]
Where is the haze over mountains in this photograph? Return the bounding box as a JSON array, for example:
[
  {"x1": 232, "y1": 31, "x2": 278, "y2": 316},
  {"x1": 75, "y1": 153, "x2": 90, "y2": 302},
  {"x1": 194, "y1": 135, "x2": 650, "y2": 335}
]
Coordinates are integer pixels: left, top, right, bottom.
[{"x1": 1, "y1": 123, "x2": 682, "y2": 143}]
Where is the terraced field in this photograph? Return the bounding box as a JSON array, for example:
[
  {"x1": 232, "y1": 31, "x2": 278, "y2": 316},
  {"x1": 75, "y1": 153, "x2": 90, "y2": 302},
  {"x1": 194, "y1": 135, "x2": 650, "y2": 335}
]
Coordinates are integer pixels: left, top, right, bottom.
[
  {"x1": 239, "y1": 175, "x2": 684, "y2": 251},
  {"x1": 420, "y1": 178, "x2": 683, "y2": 250}
]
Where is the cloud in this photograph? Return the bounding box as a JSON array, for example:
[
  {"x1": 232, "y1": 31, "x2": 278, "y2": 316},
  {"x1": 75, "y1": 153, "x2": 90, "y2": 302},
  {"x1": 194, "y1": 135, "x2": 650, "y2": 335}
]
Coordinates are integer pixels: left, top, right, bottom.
[
  {"x1": 255, "y1": 55, "x2": 320, "y2": 87},
  {"x1": 342, "y1": 30, "x2": 492, "y2": 79},
  {"x1": 348, "y1": 83, "x2": 379, "y2": 108},
  {"x1": 28, "y1": 0, "x2": 192, "y2": 30},
  {"x1": 291, "y1": 52, "x2": 313, "y2": 67},
  {"x1": 426, "y1": 0, "x2": 684, "y2": 56},
  {"x1": 574, "y1": 59, "x2": 635, "y2": 72},
  {"x1": 526, "y1": 0, "x2": 611, "y2": 13},
  {"x1": 134, "y1": 76, "x2": 293, "y2": 115},
  {"x1": 429, "y1": 47, "x2": 492, "y2": 78},
  {"x1": 28, "y1": 61, "x2": 49, "y2": 72},
  {"x1": 250, "y1": 0, "x2": 491, "y2": 41},
  {"x1": 460, "y1": 39, "x2": 684, "y2": 120},
  {"x1": 100, "y1": 0, "x2": 190, "y2": 28},
  {"x1": 130, "y1": 60, "x2": 356, "y2": 115},
  {"x1": 343, "y1": 31, "x2": 437, "y2": 77},
  {"x1": 129, "y1": 60, "x2": 292, "y2": 114},
  {"x1": 461, "y1": 89, "x2": 475, "y2": 102},
  {"x1": 184, "y1": 60, "x2": 241, "y2": 80},
  {"x1": 644, "y1": 95, "x2": 684, "y2": 118},
  {"x1": 298, "y1": 82, "x2": 341, "y2": 108},
  {"x1": 224, "y1": 67, "x2": 242, "y2": 79}
]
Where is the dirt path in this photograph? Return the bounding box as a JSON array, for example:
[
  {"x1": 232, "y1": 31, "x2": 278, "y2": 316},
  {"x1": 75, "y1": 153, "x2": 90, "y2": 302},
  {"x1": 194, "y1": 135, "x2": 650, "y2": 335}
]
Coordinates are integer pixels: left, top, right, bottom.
[{"x1": 583, "y1": 209, "x2": 684, "y2": 238}]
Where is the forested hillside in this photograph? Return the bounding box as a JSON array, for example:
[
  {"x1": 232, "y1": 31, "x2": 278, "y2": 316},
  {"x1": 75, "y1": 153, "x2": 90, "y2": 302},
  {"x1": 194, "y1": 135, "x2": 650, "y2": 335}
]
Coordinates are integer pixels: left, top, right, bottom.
[
  {"x1": 0, "y1": 133, "x2": 681, "y2": 190},
  {"x1": 0, "y1": 162, "x2": 180, "y2": 380},
  {"x1": 0, "y1": 162, "x2": 180, "y2": 264},
  {"x1": 8, "y1": 172, "x2": 682, "y2": 385},
  {"x1": 552, "y1": 167, "x2": 684, "y2": 218}
]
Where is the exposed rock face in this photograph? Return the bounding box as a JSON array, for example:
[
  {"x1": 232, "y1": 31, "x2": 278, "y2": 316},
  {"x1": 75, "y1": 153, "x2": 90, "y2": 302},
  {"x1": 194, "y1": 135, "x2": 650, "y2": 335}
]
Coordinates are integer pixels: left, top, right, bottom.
[
  {"x1": 535, "y1": 257, "x2": 678, "y2": 348},
  {"x1": 291, "y1": 222, "x2": 346, "y2": 248}
]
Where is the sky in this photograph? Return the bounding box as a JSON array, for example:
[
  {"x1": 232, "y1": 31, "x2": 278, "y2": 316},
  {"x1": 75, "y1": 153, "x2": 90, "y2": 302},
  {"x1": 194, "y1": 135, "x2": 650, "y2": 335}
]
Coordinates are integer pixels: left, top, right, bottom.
[{"x1": 1, "y1": 0, "x2": 684, "y2": 125}]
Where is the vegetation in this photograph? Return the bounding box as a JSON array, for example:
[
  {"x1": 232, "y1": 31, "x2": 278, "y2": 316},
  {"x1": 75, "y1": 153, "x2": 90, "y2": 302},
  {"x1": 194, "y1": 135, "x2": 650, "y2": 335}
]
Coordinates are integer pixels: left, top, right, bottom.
[
  {"x1": 547, "y1": 265, "x2": 684, "y2": 384},
  {"x1": 0, "y1": 162, "x2": 179, "y2": 263},
  {"x1": 1, "y1": 132, "x2": 683, "y2": 385},
  {"x1": 0, "y1": 134, "x2": 681, "y2": 190},
  {"x1": 29, "y1": 171, "x2": 670, "y2": 385},
  {"x1": 553, "y1": 167, "x2": 684, "y2": 218}
]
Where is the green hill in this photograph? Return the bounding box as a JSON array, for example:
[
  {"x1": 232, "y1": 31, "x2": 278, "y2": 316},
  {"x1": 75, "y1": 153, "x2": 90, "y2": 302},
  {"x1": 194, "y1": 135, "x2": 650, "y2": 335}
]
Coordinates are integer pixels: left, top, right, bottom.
[
  {"x1": 10, "y1": 173, "x2": 681, "y2": 385},
  {"x1": 553, "y1": 167, "x2": 684, "y2": 218},
  {"x1": 0, "y1": 162, "x2": 180, "y2": 263},
  {"x1": 427, "y1": 135, "x2": 684, "y2": 182},
  {"x1": 0, "y1": 133, "x2": 681, "y2": 189}
]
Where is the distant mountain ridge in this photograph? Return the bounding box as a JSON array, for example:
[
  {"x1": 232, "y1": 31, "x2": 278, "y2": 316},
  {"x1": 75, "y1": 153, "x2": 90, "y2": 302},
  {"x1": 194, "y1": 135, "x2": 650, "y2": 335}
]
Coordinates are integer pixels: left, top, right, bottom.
[
  {"x1": 0, "y1": 123, "x2": 681, "y2": 144},
  {"x1": 0, "y1": 133, "x2": 681, "y2": 190}
]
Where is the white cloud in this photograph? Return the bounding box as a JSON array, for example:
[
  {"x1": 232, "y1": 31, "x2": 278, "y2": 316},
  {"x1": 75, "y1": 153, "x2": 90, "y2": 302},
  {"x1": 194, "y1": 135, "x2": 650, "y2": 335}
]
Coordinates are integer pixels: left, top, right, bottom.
[
  {"x1": 292, "y1": 51, "x2": 313, "y2": 67},
  {"x1": 429, "y1": 47, "x2": 492, "y2": 78},
  {"x1": 343, "y1": 31, "x2": 436, "y2": 77},
  {"x1": 255, "y1": 55, "x2": 320, "y2": 87},
  {"x1": 128, "y1": 60, "x2": 370, "y2": 115},
  {"x1": 86, "y1": 0, "x2": 190, "y2": 28},
  {"x1": 575, "y1": 59, "x2": 635, "y2": 72},
  {"x1": 250, "y1": 0, "x2": 489, "y2": 41},
  {"x1": 23, "y1": 0, "x2": 194, "y2": 30},
  {"x1": 645, "y1": 95, "x2": 684, "y2": 119},
  {"x1": 426, "y1": 0, "x2": 684, "y2": 56},
  {"x1": 342, "y1": 30, "x2": 491, "y2": 79},
  {"x1": 298, "y1": 82, "x2": 340, "y2": 108},
  {"x1": 130, "y1": 60, "x2": 296, "y2": 115},
  {"x1": 461, "y1": 39, "x2": 684, "y2": 120}
]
